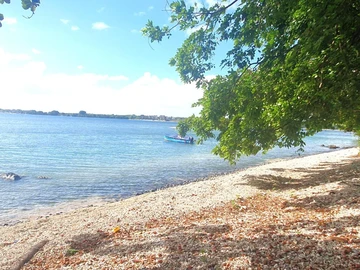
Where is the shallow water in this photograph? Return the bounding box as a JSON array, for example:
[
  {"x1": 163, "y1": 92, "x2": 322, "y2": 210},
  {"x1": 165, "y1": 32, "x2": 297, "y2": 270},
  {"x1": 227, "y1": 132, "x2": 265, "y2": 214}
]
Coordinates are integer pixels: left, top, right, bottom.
[{"x1": 0, "y1": 113, "x2": 358, "y2": 223}]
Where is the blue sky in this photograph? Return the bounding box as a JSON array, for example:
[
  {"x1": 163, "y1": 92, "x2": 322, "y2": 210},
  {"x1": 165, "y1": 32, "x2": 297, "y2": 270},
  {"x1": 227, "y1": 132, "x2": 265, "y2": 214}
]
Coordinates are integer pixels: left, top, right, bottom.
[{"x1": 0, "y1": 1, "x2": 224, "y2": 117}]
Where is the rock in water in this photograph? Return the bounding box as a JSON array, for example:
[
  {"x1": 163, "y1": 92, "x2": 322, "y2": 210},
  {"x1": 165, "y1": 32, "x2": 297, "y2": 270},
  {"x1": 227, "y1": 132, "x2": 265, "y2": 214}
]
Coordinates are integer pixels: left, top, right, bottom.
[
  {"x1": 328, "y1": 145, "x2": 339, "y2": 149},
  {"x1": 1, "y1": 172, "x2": 21, "y2": 181},
  {"x1": 37, "y1": 176, "x2": 50, "y2": 179},
  {"x1": 321, "y1": 144, "x2": 340, "y2": 149}
]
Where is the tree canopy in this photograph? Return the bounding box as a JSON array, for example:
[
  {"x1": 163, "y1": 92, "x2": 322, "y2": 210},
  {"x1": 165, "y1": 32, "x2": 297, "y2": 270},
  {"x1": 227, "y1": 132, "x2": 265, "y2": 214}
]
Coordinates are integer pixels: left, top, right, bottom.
[
  {"x1": 0, "y1": 0, "x2": 40, "y2": 27},
  {"x1": 143, "y1": 0, "x2": 360, "y2": 163},
  {"x1": 177, "y1": 119, "x2": 190, "y2": 138}
]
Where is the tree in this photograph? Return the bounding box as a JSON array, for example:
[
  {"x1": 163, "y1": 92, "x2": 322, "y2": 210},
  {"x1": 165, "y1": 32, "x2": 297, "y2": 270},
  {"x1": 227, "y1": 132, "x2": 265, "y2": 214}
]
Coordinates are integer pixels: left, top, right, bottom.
[
  {"x1": 177, "y1": 119, "x2": 190, "y2": 137},
  {"x1": 78, "y1": 110, "x2": 87, "y2": 116},
  {"x1": 48, "y1": 110, "x2": 60, "y2": 116},
  {"x1": 0, "y1": 0, "x2": 40, "y2": 27},
  {"x1": 143, "y1": 0, "x2": 360, "y2": 164}
]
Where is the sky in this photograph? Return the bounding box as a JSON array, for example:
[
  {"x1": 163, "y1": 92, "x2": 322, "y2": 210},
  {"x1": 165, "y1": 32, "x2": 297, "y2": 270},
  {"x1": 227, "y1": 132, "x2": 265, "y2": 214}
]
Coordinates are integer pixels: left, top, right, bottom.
[{"x1": 0, "y1": 0, "x2": 228, "y2": 117}]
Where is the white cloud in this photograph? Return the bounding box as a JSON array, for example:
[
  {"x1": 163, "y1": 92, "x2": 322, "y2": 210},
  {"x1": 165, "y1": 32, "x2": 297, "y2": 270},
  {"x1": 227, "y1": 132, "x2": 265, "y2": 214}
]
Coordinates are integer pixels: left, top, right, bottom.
[
  {"x1": 186, "y1": 24, "x2": 205, "y2": 36},
  {"x1": 60, "y1": 19, "x2": 69, "y2": 25},
  {"x1": 32, "y1": 48, "x2": 41, "y2": 55},
  {"x1": 148, "y1": 6, "x2": 154, "y2": 11},
  {"x1": 0, "y1": 49, "x2": 30, "y2": 64},
  {"x1": 116, "y1": 72, "x2": 201, "y2": 116},
  {"x1": 92, "y1": 22, "x2": 110, "y2": 30},
  {"x1": 206, "y1": 0, "x2": 217, "y2": 6},
  {"x1": 106, "y1": 75, "x2": 129, "y2": 81},
  {"x1": 3, "y1": 17, "x2": 17, "y2": 25},
  {"x1": 185, "y1": 0, "x2": 203, "y2": 8},
  {"x1": 0, "y1": 48, "x2": 201, "y2": 117},
  {"x1": 134, "y1": 11, "x2": 146, "y2": 17},
  {"x1": 77, "y1": 65, "x2": 84, "y2": 70},
  {"x1": 61, "y1": 20, "x2": 79, "y2": 31},
  {"x1": 60, "y1": 20, "x2": 79, "y2": 31}
]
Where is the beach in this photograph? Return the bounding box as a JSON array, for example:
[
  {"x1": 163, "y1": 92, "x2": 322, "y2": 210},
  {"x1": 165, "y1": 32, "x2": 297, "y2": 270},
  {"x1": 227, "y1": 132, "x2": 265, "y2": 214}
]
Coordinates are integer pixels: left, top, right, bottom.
[{"x1": 1, "y1": 148, "x2": 359, "y2": 269}]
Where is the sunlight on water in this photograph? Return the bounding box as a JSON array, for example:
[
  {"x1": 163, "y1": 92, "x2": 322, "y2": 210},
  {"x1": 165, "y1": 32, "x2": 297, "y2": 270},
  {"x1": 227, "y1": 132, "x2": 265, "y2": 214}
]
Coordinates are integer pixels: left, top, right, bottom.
[{"x1": 0, "y1": 113, "x2": 358, "y2": 223}]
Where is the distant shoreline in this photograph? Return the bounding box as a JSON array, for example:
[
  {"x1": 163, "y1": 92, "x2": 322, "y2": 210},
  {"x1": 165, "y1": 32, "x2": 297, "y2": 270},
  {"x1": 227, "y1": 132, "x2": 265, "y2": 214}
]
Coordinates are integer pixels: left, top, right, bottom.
[{"x1": 0, "y1": 109, "x2": 186, "y2": 122}]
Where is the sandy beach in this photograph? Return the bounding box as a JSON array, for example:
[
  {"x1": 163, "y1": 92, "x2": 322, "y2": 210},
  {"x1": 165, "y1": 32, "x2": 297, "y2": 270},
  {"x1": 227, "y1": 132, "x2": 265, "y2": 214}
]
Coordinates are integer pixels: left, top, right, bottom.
[{"x1": 1, "y1": 148, "x2": 359, "y2": 269}]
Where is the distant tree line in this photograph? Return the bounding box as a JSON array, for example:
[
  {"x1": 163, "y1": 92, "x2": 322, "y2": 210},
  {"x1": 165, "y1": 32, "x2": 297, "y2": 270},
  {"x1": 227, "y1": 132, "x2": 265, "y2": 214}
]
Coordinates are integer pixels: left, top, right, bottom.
[{"x1": 0, "y1": 108, "x2": 184, "y2": 122}]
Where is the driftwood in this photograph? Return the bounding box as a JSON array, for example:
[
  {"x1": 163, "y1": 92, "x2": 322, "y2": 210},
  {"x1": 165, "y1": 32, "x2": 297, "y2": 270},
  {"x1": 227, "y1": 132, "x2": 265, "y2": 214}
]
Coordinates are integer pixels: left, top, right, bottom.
[{"x1": 12, "y1": 240, "x2": 49, "y2": 270}]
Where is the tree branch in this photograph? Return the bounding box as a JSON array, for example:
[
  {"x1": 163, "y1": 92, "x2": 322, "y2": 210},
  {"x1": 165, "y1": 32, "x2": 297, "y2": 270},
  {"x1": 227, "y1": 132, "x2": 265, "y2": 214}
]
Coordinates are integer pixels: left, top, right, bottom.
[{"x1": 12, "y1": 240, "x2": 49, "y2": 270}]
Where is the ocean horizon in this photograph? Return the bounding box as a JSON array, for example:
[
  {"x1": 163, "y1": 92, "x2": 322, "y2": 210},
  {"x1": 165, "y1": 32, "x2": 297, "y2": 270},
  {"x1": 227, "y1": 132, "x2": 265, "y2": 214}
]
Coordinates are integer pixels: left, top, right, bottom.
[{"x1": 0, "y1": 112, "x2": 358, "y2": 224}]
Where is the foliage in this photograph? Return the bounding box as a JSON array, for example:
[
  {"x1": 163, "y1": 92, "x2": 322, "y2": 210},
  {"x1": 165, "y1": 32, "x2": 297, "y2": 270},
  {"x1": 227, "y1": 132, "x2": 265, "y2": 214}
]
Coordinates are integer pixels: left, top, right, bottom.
[
  {"x1": 65, "y1": 248, "x2": 79, "y2": 257},
  {"x1": 0, "y1": 0, "x2": 40, "y2": 26},
  {"x1": 143, "y1": 0, "x2": 360, "y2": 164},
  {"x1": 176, "y1": 119, "x2": 190, "y2": 137}
]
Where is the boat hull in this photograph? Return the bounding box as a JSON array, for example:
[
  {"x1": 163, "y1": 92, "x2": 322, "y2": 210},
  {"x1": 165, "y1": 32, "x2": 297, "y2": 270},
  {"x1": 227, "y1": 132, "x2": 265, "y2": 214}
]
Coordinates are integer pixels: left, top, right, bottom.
[{"x1": 164, "y1": 135, "x2": 194, "y2": 144}]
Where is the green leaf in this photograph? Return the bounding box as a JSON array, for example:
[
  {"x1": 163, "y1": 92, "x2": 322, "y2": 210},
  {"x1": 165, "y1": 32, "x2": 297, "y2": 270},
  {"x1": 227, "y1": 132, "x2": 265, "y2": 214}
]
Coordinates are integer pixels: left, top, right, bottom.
[
  {"x1": 176, "y1": 120, "x2": 190, "y2": 137},
  {"x1": 22, "y1": 0, "x2": 32, "y2": 10}
]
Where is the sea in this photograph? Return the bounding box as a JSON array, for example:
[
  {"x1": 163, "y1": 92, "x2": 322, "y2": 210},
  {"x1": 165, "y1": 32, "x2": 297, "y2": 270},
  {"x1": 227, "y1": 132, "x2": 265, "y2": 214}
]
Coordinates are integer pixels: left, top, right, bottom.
[{"x1": 0, "y1": 112, "x2": 358, "y2": 224}]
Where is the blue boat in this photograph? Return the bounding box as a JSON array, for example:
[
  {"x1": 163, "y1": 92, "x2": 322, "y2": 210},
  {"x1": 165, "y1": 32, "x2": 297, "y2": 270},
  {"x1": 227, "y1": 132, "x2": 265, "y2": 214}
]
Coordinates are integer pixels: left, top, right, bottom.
[{"x1": 164, "y1": 134, "x2": 195, "y2": 144}]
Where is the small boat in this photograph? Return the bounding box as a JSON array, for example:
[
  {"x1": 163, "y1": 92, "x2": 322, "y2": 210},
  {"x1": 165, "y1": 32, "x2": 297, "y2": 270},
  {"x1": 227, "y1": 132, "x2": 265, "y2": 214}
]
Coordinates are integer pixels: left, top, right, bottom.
[{"x1": 164, "y1": 134, "x2": 195, "y2": 144}]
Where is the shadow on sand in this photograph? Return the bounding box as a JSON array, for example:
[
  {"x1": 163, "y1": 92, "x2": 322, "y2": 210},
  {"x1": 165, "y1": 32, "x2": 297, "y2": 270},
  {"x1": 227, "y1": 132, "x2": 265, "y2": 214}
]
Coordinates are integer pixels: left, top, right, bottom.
[{"x1": 29, "y1": 157, "x2": 360, "y2": 269}]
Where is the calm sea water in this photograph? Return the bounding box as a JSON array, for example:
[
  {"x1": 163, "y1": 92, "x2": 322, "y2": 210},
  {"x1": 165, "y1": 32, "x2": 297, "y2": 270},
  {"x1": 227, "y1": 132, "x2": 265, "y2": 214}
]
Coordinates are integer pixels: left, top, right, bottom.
[{"x1": 0, "y1": 113, "x2": 358, "y2": 223}]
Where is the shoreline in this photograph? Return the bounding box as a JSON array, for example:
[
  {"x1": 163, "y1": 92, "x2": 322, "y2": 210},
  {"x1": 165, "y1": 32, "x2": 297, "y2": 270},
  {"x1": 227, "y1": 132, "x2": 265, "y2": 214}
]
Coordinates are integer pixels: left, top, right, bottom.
[
  {"x1": 1, "y1": 148, "x2": 359, "y2": 269},
  {"x1": 0, "y1": 147, "x2": 355, "y2": 227}
]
